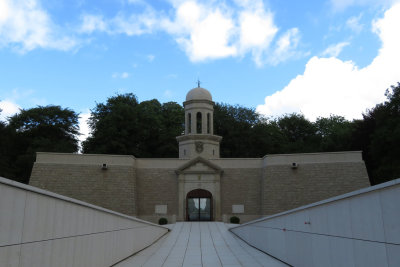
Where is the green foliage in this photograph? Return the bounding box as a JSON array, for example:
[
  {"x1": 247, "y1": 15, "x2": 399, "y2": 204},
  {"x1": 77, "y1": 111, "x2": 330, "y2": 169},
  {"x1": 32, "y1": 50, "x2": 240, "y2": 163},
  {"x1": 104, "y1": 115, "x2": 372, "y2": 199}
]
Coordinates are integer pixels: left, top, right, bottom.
[
  {"x1": 315, "y1": 115, "x2": 354, "y2": 152},
  {"x1": 352, "y1": 83, "x2": 400, "y2": 184},
  {"x1": 214, "y1": 103, "x2": 263, "y2": 157},
  {"x1": 83, "y1": 93, "x2": 139, "y2": 155},
  {"x1": 8, "y1": 105, "x2": 79, "y2": 152},
  {"x1": 276, "y1": 113, "x2": 320, "y2": 153},
  {"x1": 158, "y1": 217, "x2": 168, "y2": 225},
  {"x1": 158, "y1": 102, "x2": 185, "y2": 157},
  {"x1": 230, "y1": 216, "x2": 240, "y2": 224},
  {"x1": 214, "y1": 105, "x2": 349, "y2": 157},
  {"x1": 1, "y1": 83, "x2": 399, "y2": 186},
  {"x1": 82, "y1": 94, "x2": 184, "y2": 157},
  {"x1": 0, "y1": 119, "x2": 17, "y2": 179},
  {"x1": 0, "y1": 105, "x2": 79, "y2": 183}
]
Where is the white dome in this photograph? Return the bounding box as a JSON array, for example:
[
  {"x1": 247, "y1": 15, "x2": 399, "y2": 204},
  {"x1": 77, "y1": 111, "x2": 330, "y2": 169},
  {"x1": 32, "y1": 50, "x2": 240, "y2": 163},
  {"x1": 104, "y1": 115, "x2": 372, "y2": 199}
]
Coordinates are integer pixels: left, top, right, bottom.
[{"x1": 186, "y1": 87, "x2": 212, "y2": 101}]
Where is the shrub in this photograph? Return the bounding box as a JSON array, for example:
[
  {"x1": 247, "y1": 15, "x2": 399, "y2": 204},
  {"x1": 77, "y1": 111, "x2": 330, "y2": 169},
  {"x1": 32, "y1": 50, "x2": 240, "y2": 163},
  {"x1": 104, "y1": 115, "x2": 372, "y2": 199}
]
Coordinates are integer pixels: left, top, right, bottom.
[
  {"x1": 158, "y1": 217, "x2": 168, "y2": 225},
  {"x1": 230, "y1": 216, "x2": 240, "y2": 224}
]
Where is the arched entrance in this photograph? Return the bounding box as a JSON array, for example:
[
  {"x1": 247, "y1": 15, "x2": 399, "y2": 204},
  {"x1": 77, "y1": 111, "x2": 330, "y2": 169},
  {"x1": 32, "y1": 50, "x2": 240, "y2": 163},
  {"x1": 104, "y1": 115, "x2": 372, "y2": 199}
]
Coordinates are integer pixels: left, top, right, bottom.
[{"x1": 186, "y1": 189, "x2": 213, "y2": 221}]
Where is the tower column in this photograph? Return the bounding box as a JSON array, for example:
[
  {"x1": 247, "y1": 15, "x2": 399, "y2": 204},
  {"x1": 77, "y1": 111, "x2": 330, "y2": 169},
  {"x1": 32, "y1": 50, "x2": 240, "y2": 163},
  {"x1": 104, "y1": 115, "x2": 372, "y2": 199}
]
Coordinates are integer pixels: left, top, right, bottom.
[
  {"x1": 176, "y1": 86, "x2": 222, "y2": 159},
  {"x1": 202, "y1": 111, "x2": 207, "y2": 134},
  {"x1": 211, "y1": 114, "x2": 214, "y2": 134}
]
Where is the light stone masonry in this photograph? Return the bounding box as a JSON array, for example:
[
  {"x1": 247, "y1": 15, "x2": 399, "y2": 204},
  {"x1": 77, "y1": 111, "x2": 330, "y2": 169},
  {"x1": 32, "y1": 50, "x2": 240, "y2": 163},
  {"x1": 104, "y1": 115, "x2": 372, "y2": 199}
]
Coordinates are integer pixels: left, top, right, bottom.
[
  {"x1": 262, "y1": 162, "x2": 370, "y2": 215},
  {"x1": 136, "y1": 168, "x2": 178, "y2": 223},
  {"x1": 30, "y1": 163, "x2": 136, "y2": 216},
  {"x1": 28, "y1": 87, "x2": 371, "y2": 223}
]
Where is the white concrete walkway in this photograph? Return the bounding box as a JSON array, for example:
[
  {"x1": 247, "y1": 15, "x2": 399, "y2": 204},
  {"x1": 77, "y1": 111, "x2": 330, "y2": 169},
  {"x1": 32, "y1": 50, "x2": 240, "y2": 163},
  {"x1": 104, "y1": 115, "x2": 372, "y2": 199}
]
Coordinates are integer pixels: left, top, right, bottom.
[{"x1": 115, "y1": 222, "x2": 288, "y2": 267}]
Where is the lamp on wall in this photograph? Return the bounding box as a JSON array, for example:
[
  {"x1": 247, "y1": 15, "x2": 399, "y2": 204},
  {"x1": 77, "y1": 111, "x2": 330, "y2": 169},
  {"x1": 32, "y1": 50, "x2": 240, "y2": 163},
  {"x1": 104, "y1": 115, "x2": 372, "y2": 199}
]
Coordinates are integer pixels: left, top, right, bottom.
[
  {"x1": 291, "y1": 162, "x2": 298, "y2": 169},
  {"x1": 102, "y1": 163, "x2": 108, "y2": 170}
]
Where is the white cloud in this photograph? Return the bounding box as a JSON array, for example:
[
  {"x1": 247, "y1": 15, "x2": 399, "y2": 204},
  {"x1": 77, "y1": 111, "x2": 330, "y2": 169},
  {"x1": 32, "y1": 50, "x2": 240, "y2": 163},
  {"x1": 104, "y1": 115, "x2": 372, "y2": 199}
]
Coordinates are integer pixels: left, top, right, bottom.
[
  {"x1": 126, "y1": 0, "x2": 145, "y2": 4},
  {"x1": 0, "y1": 100, "x2": 20, "y2": 121},
  {"x1": 330, "y1": 0, "x2": 398, "y2": 11},
  {"x1": 79, "y1": 1, "x2": 296, "y2": 66},
  {"x1": 0, "y1": 0, "x2": 77, "y2": 52},
  {"x1": 239, "y1": 11, "x2": 275, "y2": 49},
  {"x1": 267, "y1": 28, "x2": 301, "y2": 66},
  {"x1": 78, "y1": 111, "x2": 90, "y2": 152},
  {"x1": 147, "y1": 54, "x2": 155, "y2": 62},
  {"x1": 79, "y1": 8, "x2": 158, "y2": 36},
  {"x1": 121, "y1": 72, "x2": 130, "y2": 78},
  {"x1": 0, "y1": 0, "x2": 10, "y2": 23},
  {"x1": 112, "y1": 72, "x2": 130, "y2": 79},
  {"x1": 161, "y1": 0, "x2": 289, "y2": 64},
  {"x1": 346, "y1": 14, "x2": 364, "y2": 33},
  {"x1": 321, "y1": 41, "x2": 350, "y2": 57},
  {"x1": 113, "y1": 10, "x2": 158, "y2": 36},
  {"x1": 164, "y1": 1, "x2": 237, "y2": 61},
  {"x1": 257, "y1": 3, "x2": 400, "y2": 121},
  {"x1": 79, "y1": 14, "x2": 107, "y2": 34},
  {"x1": 238, "y1": 7, "x2": 278, "y2": 65}
]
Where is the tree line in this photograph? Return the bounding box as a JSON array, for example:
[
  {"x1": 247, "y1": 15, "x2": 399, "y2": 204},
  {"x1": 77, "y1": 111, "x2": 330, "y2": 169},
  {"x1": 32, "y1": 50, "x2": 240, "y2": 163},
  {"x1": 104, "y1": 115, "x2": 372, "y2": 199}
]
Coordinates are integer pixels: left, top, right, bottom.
[{"x1": 1, "y1": 83, "x2": 399, "y2": 185}]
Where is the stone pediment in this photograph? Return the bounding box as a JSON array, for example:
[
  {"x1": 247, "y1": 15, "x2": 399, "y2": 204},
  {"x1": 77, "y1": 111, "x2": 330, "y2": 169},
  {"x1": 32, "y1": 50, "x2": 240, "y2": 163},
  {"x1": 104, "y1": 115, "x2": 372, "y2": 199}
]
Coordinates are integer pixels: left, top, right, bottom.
[{"x1": 175, "y1": 157, "x2": 223, "y2": 175}]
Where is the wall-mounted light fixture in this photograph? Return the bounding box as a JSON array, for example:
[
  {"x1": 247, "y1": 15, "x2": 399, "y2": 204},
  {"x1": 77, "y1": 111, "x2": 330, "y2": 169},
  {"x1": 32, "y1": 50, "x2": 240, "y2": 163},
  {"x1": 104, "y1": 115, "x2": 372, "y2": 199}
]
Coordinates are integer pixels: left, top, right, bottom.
[
  {"x1": 291, "y1": 162, "x2": 298, "y2": 169},
  {"x1": 102, "y1": 163, "x2": 108, "y2": 170}
]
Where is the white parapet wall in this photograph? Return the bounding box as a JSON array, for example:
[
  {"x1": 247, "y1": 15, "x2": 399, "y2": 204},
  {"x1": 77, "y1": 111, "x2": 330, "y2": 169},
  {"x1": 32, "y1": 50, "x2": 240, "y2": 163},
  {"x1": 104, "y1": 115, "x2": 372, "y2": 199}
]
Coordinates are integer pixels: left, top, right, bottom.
[
  {"x1": 0, "y1": 176, "x2": 169, "y2": 267},
  {"x1": 230, "y1": 178, "x2": 400, "y2": 267}
]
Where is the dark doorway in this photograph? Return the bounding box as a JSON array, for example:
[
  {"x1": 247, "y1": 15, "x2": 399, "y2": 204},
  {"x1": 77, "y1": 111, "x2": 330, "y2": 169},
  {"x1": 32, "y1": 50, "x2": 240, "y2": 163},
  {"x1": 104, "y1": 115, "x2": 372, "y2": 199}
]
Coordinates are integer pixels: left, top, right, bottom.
[{"x1": 186, "y1": 189, "x2": 212, "y2": 221}]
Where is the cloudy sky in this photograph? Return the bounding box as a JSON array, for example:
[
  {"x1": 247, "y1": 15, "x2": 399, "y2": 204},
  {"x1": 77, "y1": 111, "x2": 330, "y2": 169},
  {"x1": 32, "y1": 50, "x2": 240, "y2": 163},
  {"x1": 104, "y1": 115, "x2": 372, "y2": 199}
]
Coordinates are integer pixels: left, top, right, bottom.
[{"x1": 1, "y1": 0, "x2": 400, "y2": 140}]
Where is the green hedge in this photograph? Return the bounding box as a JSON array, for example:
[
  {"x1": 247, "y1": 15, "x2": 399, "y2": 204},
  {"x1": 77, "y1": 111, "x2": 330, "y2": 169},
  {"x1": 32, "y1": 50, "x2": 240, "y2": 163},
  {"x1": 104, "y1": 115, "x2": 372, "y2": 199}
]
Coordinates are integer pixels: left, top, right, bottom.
[{"x1": 230, "y1": 216, "x2": 240, "y2": 224}]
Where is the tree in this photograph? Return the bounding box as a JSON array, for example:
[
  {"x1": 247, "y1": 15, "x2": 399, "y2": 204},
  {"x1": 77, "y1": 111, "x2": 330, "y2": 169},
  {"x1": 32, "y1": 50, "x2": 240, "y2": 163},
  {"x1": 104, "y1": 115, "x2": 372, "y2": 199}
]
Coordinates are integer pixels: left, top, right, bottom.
[
  {"x1": 0, "y1": 110, "x2": 16, "y2": 179},
  {"x1": 135, "y1": 99, "x2": 164, "y2": 157},
  {"x1": 82, "y1": 94, "x2": 184, "y2": 157},
  {"x1": 315, "y1": 115, "x2": 354, "y2": 152},
  {"x1": 354, "y1": 83, "x2": 400, "y2": 184},
  {"x1": 250, "y1": 119, "x2": 285, "y2": 156},
  {"x1": 214, "y1": 103, "x2": 261, "y2": 157},
  {"x1": 158, "y1": 102, "x2": 184, "y2": 157},
  {"x1": 276, "y1": 113, "x2": 319, "y2": 153},
  {"x1": 5, "y1": 105, "x2": 79, "y2": 183},
  {"x1": 83, "y1": 93, "x2": 140, "y2": 155}
]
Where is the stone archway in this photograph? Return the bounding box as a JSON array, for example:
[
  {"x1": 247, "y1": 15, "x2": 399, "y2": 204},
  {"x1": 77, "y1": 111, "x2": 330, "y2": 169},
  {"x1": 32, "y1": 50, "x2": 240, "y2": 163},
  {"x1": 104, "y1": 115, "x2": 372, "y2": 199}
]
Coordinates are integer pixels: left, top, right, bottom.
[
  {"x1": 186, "y1": 189, "x2": 213, "y2": 221},
  {"x1": 176, "y1": 157, "x2": 222, "y2": 221}
]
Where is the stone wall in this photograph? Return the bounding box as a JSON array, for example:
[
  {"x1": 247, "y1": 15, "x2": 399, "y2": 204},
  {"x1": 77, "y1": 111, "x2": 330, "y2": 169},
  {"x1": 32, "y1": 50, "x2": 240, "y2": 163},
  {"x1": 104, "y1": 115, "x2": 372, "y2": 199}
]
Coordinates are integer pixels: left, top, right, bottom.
[
  {"x1": 29, "y1": 152, "x2": 370, "y2": 223},
  {"x1": 221, "y1": 168, "x2": 262, "y2": 223},
  {"x1": 30, "y1": 163, "x2": 136, "y2": 216},
  {"x1": 136, "y1": 168, "x2": 178, "y2": 224},
  {"x1": 262, "y1": 162, "x2": 370, "y2": 215}
]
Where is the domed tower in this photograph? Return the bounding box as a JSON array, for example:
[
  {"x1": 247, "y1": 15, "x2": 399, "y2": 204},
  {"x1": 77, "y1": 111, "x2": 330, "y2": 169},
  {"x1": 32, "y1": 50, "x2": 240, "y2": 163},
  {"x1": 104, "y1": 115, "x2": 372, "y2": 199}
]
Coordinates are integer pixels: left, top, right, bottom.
[{"x1": 176, "y1": 86, "x2": 222, "y2": 159}]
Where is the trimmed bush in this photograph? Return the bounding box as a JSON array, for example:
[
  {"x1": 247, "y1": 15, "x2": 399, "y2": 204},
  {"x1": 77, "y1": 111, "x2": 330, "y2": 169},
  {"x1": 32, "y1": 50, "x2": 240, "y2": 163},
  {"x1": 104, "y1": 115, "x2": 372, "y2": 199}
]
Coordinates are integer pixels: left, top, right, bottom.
[
  {"x1": 230, "y1": 216, "x2": 240, "y2": 224},
  {"x1": 158, "y1": 217, "x2": 168, "y2": 225}
]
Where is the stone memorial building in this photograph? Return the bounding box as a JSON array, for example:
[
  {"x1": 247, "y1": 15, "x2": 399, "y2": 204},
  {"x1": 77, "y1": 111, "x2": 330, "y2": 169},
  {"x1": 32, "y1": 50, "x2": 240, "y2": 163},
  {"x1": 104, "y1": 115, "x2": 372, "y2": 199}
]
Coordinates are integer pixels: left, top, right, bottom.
[{"x1": 30, "y1": 87, "x2": 370, "y2": 223}]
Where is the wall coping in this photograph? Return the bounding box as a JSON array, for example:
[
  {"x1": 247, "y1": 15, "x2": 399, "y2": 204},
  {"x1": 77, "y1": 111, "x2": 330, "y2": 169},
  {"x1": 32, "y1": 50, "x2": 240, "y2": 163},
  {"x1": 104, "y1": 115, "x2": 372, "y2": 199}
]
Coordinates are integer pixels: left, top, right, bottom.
[
  {"x1": 35, "y1": 151, "x2": 363, "y2": 168},
  {"x1": 230, "y1": 177, "x2": 400, "y2": 230},
  {"x1": 135, "y1": 158, "x2": 263, "y2": 169},
  {"x1": 0, "y1": 176, "x2": 168, "y2": 230},
  {"x1": 36, "y1": 152, "x2": 136, "y2": 165},
  {"x1": 262, "y1": 151, "x2": 363, "y2": 166}
]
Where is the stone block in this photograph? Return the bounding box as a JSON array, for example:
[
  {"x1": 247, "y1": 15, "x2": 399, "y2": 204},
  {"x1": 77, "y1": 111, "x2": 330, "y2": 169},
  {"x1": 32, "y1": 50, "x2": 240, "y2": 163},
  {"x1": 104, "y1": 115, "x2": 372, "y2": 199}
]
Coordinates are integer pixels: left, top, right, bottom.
[
  {"x1": 232, "y1": 204, "x2": 244, "y2": 214},
  {"x1": 155, "y1": 205, "x2": 167, "y2": 214}
]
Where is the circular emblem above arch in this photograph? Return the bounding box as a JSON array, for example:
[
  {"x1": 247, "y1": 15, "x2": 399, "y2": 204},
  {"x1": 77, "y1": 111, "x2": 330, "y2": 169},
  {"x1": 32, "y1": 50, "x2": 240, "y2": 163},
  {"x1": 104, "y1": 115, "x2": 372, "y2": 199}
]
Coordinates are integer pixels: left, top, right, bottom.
[{"x1": 195, "y1": 141, "x2": 204, "y2": 153}]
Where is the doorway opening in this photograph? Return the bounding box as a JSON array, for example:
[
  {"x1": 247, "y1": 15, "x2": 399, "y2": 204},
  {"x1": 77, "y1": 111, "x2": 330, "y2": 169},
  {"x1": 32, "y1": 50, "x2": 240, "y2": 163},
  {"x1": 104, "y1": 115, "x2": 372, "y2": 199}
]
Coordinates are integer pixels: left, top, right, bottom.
[{"x1": 186, "y1": 189, "x2": 212, "y2": 221}]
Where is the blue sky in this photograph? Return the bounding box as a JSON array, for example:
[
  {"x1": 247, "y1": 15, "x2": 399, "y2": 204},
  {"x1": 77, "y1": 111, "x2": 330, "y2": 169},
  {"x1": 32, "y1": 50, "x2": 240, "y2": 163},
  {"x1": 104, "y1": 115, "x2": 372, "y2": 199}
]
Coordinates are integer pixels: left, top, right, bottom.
[{"x1": 1, "y1": 0, "x2": 400, "y2": 140}]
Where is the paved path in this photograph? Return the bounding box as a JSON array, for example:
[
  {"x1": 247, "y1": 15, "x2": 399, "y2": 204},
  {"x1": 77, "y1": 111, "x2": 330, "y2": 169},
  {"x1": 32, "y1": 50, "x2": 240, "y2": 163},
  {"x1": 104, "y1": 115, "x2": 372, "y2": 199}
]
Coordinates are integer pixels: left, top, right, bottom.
[{"x1": 115, "y1": 222, "x2": 288, "y2": 267}]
